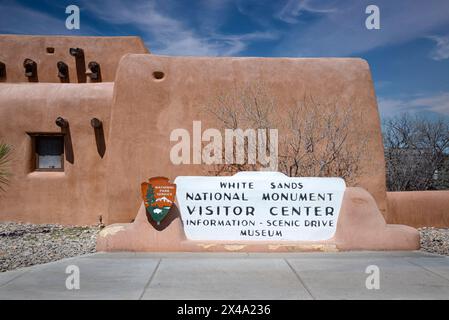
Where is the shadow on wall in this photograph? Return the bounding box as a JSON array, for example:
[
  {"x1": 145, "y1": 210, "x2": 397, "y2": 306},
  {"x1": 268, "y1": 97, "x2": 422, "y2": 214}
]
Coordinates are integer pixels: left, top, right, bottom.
[
  {"x1": 69, "y1": 47, "x2": 86, "y2": 83},
  {"x1": 91, "y1": 118, "x2": 106, "y2": 158},
  {"x1": 56, "y1": 117, "x2": 74, "y2": 164},
  {"x1": 0, "y1": 61, "x2": 6, "y2": 82}
]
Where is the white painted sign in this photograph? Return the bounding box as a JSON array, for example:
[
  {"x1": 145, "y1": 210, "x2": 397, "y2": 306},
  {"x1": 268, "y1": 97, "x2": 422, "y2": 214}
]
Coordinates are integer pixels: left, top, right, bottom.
[{"x1": 174, "y1": 172, "x2": 346, "y2": 241}]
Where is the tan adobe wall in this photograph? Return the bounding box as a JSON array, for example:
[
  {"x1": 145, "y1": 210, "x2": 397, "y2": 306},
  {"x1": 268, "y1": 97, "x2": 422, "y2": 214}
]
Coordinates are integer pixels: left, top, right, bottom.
[
  {"x1": 105, "y1": 54, "x2": 387, "y2": 224},
  {"x1": 386, "y1": 191, "x2": 449, "y2": 227},
  {"x1": 0, "y1": 54, "x2": 390, "y2": 226},
  {"x1": 0, "y1": 35, "x2": 149, "y2": 83},
  {"x1": 0, "y1": 83, "x2": 113, "y2": 225}
]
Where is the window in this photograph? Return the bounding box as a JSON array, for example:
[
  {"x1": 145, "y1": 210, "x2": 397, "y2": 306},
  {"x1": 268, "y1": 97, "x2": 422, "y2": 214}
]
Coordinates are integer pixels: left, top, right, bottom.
[{"x1": 30, "y1": 134, "x2": 64, "y2": 171}]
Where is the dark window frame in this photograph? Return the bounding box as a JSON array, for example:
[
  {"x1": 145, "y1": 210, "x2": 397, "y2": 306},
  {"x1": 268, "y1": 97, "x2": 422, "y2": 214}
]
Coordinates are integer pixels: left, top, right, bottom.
[{"x1": 27, "y1": 133, "x2": 65, "y2": 172}]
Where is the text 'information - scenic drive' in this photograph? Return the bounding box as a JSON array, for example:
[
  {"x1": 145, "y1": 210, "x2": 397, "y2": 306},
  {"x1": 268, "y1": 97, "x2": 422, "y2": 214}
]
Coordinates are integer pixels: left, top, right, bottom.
[{"x1": 175, "y1": 172, "x2": 346, "y2": 241}]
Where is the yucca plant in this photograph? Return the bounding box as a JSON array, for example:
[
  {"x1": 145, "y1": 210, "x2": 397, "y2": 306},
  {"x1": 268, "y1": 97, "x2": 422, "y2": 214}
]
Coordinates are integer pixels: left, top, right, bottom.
[{"x1": 0, "y1": 143, "x2": 12, "y2": 192}]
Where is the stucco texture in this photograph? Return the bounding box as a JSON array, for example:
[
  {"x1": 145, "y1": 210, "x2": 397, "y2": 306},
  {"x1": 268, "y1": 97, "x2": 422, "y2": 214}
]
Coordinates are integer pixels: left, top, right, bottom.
[
  {"x1": 105, "y1": 54, "x2": 387, "y2": 225},
  {"x1": 0, "y1": 83, "x2": 112, "y2": 225},
  {"x1": 386, "y1": 191, "x2": 449, "y2": 227},
  {"x1": 0, "y1": 35, "x2": 148, "y2": 83},
  {"x1": 0, "y1": 50, "x2": 443, "y2": 235}
]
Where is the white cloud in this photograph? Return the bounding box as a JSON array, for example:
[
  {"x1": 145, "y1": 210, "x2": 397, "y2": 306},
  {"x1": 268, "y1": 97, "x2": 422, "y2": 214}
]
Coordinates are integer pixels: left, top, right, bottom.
[
  {"x1": 0, "y1": 0, "x2": 276, "y2": 56},
  {"x1": 157, "y1": 31, "x2": 277, "y2": 57},
  {"x1": 276, "y1": 0, "x2": 338, "y2": 24},
  {"x1": 276, "y1": 0, "x2": 449, "y2": 57},
  {"x1": 378, "y1": 92, "x2": 449, "y2": 118},
  {"x1": 409, "y1": 92, "x2": 449, "y2": 115},
  {"x1": 82, "y1": 0, "x2": 276, "y2": 56},
  {"x1": 428, "y1": 35, "x2": 449, "y2": 60}
]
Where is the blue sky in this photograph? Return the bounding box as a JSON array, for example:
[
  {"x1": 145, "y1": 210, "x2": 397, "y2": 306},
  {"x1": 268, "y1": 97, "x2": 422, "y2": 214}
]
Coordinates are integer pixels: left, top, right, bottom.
[{"x1": 1, "y1": 0, "x2": 449, "y2": 120}]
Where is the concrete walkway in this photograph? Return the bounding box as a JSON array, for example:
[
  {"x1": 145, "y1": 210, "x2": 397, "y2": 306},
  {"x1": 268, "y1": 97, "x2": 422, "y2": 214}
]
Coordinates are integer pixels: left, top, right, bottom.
[{"x1": 0, "y1": 251, "x2": 448, "y2": 300}]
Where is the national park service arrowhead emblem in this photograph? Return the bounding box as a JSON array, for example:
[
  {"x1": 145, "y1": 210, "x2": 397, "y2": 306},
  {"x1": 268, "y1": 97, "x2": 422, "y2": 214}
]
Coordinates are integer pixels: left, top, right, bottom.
[{"x1": 141, "y1": 177, "x2": 176, "y2": 225}]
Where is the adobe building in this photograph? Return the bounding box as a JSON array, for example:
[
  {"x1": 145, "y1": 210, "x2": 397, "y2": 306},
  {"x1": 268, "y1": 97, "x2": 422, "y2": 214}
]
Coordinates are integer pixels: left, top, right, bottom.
[{"x1": 0, "y1": 35, "x2": 448, "y2": 252}]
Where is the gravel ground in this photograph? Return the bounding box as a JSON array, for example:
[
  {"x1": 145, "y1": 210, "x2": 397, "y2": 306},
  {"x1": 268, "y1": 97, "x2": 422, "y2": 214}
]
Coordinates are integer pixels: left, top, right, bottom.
[
  {"x1": 419, "y1": 227, "x2": 449, "y2": 256},
  {"x1": 0, "y1": 223, "x2": 448, "y2": 273},
  {"x1": 0, "y1": 222, "x2": 101, "y2": 272}
]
